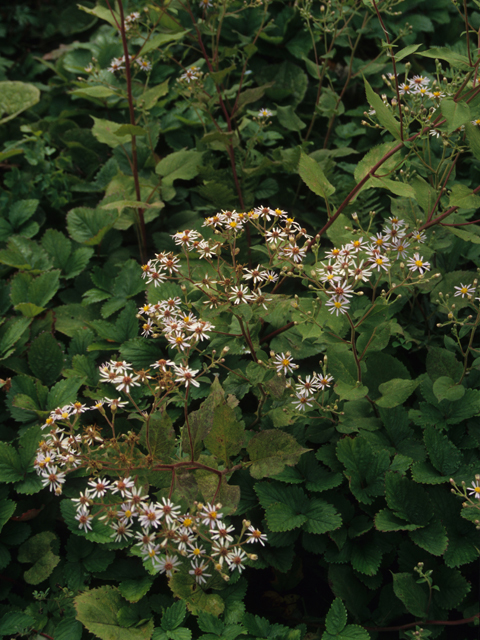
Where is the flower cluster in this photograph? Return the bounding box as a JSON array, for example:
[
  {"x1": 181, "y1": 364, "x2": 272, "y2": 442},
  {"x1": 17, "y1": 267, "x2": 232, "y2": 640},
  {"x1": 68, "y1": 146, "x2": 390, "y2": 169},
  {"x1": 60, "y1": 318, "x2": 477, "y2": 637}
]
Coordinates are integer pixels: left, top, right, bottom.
[
  {"x1": 315, "y1": 216, "x2": 430, "y2": 316},
  {"x1": 179, "y1": 66, "x2": 202, "y2": 83}
]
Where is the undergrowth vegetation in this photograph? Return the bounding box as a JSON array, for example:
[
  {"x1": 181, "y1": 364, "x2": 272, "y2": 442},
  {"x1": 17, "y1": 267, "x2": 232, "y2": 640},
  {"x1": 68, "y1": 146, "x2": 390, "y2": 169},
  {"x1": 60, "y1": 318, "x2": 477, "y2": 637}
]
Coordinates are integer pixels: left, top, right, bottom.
[{"x1": 0, "y1": 0, "x2": 480, "y2": 639}]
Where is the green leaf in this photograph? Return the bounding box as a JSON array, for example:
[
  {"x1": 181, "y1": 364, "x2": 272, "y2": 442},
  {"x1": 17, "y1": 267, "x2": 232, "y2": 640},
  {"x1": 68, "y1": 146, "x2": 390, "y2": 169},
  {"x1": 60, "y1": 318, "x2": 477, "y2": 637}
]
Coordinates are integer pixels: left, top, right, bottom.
[
  {"x1": 9, "y1": 199, "x2": 39, "y2": 229},
  {"x1": 155, "y1": 150, "x2": 204, "y2": 200},
  {"x1": 417, "y1": 47, "x2": 470, "y2": 69},
  {"x1": 277, "y1": 104, "x2": 306, "y2": 131},
  {"x1": 354, "y1": 141, "x2": 401, "y2": 185},
  {"x1": 0, "y1": 236, "x2": 52, "y2": 272},
  {"x1": 433, "y1": 566, "x2": 471, "y2": 610},
  {"x1": 426, "y1": 347, "x2": 463, "y2": 382},
  {"x1": 0, "y1": 443, "x2": 24, "y2": 483},
  {"x1": 71, "y1": 85, "x2": 117, "y2": 99},
  {"x1": 432, "y1": 376, "x2": 464, "y2": 402},
  {"x1": 424, "y1": 426, "x2": 462, "y2": 475},
  {"x1": 265, "y1": 502, "x2": 308, "y2": 532},
  {"x1": 78, "y1": 4, "x2": 120, "y2": 27},
  {"x1": 411, "y1": 176, "x2": 437, "y2": 215},
  {"x1": 140, "y1": 410, "x2": 176, "y2": 462},
  {"x1": 0, "y1": 317, "x2": 30, "y2": 360},
  {"x1": 28, "y1": 332, "x2": 64, "y2": 386},
  {"x1": 169, "y1": 572, "x2": 225, "y2": 616},
  {"x1": 181, "y1": 378, "x2": 225, "y2": 459},
  {"x1": 304, "y1": 499, "x2": 342, "y2": 534},
  {"x1": 336, "y1": 437, "x2": 390, "y2": 504},
  {"x1": 53, "y1": 616, "x2": 83, "y2": 640},
  {"x1": 247, "y1": 430, "x2": 309, "y2": 479},
  {"x1": 374, "y1": 509, "x2": 421, "y2": 532},
  {"x1": 441, "y1": 99, "x2": 471, "y2": 133},
  {"x1": 10, "y1": 270, "x2": 60, "y2": 313},
  {"x1": 18, "y1": 532, "x2": 60, "y2": 585},
  {"x1": 75, "y1": 585, "x2": 154, "y2": 640},
  {"x1": 0, "y1": 500, "x2": 15, "y2": 534},
  {"x1": 67, "y1": 206, "x2": 118, "y2": 245},
  {"x1": 298, "y1": 152, "x2": 335, "y2": 200},
  {"x1": 385, "y1": 471, "x2": 433, "y2": 525},
  {"x1": 118, "y1": 576, "x2": 154, "y2": 603},
  {"x1": 140, "y1": 79, "x2": 170, "y2": 110},
  {"x1": 409, "y1": 518, "x2": 448, "y2": 556},
  {"x1": 0, "y1": 81, "x2": 40, "y2": 124},
  {"x1": 376, "y1": 378, "x2": 418, "y2": 408},
  {"x1": 394, "y1": 44, "x2": 422, "y2": 62},
  {"x1": 325, "y1": 598, "x2": 347, "y2": 635},
  {"x1": 465, "y1": 121, "x2": 480, "y2": 161},
  {"x1": 197, "y1": 611, "x2": 224, "y2": 635},
  {"x1": 350, "y1": 535, "x2": 384, "y2": 576},
  {"x1": 47, "y1": 377, "x2": 84, "y2": 411},
  {"x1": 204, "y1": 404, "x2": 245, "y2": 464},
  {"x1": 392, "y1": 572, "x2": 429, "y2": 618},
  {"x1": 448, "y1": 183, "x2": 480, "y2": 210},
  {"x1": 91, "y1": 117, "x2": 132, "y2": 148},
  {"x1": 0, "y1": 612, "x2": 35, "y2": 636},
  {"x1": 364, "y1": 78, "x2": 401, "y2": 139},
  {"x1": 140, "y1": 31, "x2": 189, "y2": 55},
  {"x1": 161, "y1": 601, "x2": 186, "y2": 631}
]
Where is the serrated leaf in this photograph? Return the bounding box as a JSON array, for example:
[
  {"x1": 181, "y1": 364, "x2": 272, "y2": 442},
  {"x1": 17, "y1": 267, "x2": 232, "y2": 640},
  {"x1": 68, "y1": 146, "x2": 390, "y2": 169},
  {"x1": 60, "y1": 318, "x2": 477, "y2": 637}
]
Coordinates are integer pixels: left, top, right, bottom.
[
  {"x1": 392, "y1": 572, "x2": 429, "y2": 618},
  {"x1": 265, "y1": 502, "x2": 308, "y2": 532},
  {"x1": 433, "y1": 566, "x2": 471, "y2": 610},
  {"x1": 424, "y1": 426, "x2": 462, "y2": 476},
  {"x1": 140, "y1": 410, "x2": 176, "y2": 461},
  {"x1": 364, "y1": 78, "x2": 401, "y2": 139},
  {"x1": 409, "y1": 518, "x2": 448, "y2": 556},
  {"x1": 67, "y1": 206, "x2": 117, "y2": 245},
  {"x1": 75, "y1": 585, "x2": 154, "y2": 640},
  {"x1": 0, "y1": 611, "x2": 35, "y2": 636},
  {"x1": 0, "y1": 236, "x2": 52, "y2": 271},
  {"x1": 204, "y1": 404, "x2": 245, "y2": 464},
  {"x1": 140, "y1": 79, "x2": 170, "y2": 110},
  {"x1": 47, "y1": 377, "x2": 84, "y2": 411},
  {"x1": 374, "y1": 509, "x2": 421, "y2": 532},
  {"x1": 376, "y1": 378, "x2": 418, "y2": 408},
  {"x1": 53, "y1": 616, "x2": 83, "y2": 640},
  {"x1": 441, "y1": 98, "x2": 471, "y2": 133},
  {"x1": 0, "y1": 499, "x2": 16, "y2": 533},
  {"x1": 304, "y1": 499, "x2": 342, "y2": 534},
  {"x1": 0, "y1": 442, "x2": 24, "y2": 483},
  {"x1": 336, "y1": 437, "x2": 390, "y2": 505},
  {"x1": 161, "y1": 601, "x2": 187, "y2": 631},
  {"x1": 432, "y1": 376, "x2": 464, "y2": 402},
  {"x1": 64, "y1": 247, "x2": 94, "y2": 279},
  {"x1": 298, "y1": 152, "x2": 335, "y2": 200},
  {"x1": 0, "y1": 317, "x2": 30, "y2": 360},
  {"x1": 140, "y1": 31, "x2": 189, "y2": 55},
  {"x1": 41, "y1": 229, "x2": 72, "y2": 269},
  {"x1": 0, "y1": 81, "x2": 40, "y2": 124},
  {"x1": 325, "y1": 598, "x2": 347, "y2": 635},
  {"x1": 385, "y1": 471, "x2": 433, "y2": 525},
  {"x1": 197, "y1": 611, "x2": 224, "y2": 635},
  {"x1": 247, "y1": 430, "x2": 309, "y2": 479},
  {"x1": 10, "y1": 270, "x2": 61, "y2": 309},
  {"x1": 28, "y1": 332, "x2": 64, "y2": 386},
  {"x1": 18, "y1": 531, "x2": 60, "y2": 585}
]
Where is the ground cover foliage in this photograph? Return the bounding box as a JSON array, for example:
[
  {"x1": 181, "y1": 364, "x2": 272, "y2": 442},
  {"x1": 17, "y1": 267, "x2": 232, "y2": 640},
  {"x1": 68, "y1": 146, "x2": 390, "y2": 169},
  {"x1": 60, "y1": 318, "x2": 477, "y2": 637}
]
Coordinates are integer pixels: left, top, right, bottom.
[{"x1": 1, "y1": 0, "x2": 480, "y2": 638}]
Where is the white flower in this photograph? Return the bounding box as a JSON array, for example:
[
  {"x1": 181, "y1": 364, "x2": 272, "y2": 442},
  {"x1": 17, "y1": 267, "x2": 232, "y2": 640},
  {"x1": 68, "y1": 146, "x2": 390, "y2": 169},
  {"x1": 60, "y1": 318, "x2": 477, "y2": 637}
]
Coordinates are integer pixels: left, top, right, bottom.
[
  {"x1": 138, "y1": 502, "x2": 163, "y2": 529},
  {"x1": 467, "y1": 480, "x2": 480, "y2": 499},
  {"x1": 273, "y1": 352, "x2": 298, "y2": 375},
  {"x1": 226, "y1": 547, "x2": 248, "y2": 573},
  {"x1": 41, "y1": 465, "x2": 66, "y2": 492},
  {"x1": 180, "y1": 66, "x2": 201, "y2": 83},
  {"x1": 187, "y1": 543, "x2": 206, "y2": 559},
  {"x1": 75, "y1": 511, "x2": 93, "y2": 531},
  {"x1": 228, "y1": 285, "x2": 254, "y2": 305},
  {"x1": 472, "y1": 119, "x2": 480, "y2": 126},
  {"x1": 411, "y1": 230, "x2": 427, "y2": 243},
  {"x1": 111, "y1": 477, "x2": 135, "y2": 496},
  {"x1": 173, "y1": 364, "x2": 200, "y2": 388},
  {"x1": 316, "y1": 374, "x2": 334, "y2": 389},
  {"x1": 407, "y1": 253, "x2": 430, "y2": 275},
  {"x1": 114, "y1": 374, "x2": 141, "y2": 394},
  {"x1": 265, "y1": 228, "x2": 287, "y2": 244},
  {"x1": 110, "y1": 521, "x2": 134, "y2": 542},
  {"x1": 108, "y1": 57, "x2": 125, "y2": 73},
  {"x1": 292, "y1": 392, "x2": 313, "y2": 411},
  {"x1": 135, "y1": 57, "x2": 152, "y2": 72},
  {"x1": 454, "y1": 283, "x2": 475, "y2": 298},
  {"x1": 258, "y1": 108, "x2": 272, "y2": 118},
  {"x1": 210, "y1": 522, "x2": 235, "y2": 543},
  {"x1": 370, "y1": 255, "x2": 390, "y2": 272},
  {"x1": 325, "y1": 297, "x2": 350, "y2": 316},
  {"x1": 200, "y1": 502, "x2": 223, "y2": 529},
  {"x1": 189, "y1": 558, "x2": 212, "y2": 584},
  {"x1": 87, "y1": 477, "x2": 111, "y2": 498},
  {"x1": 159, "y1": 498, "x2": 181, "y2": 525},
  {"x1": 199, "y1": 0, "x2": 212, "y2": 9},
  {"x1": 104, "y1": 397, "x2": 128, "y2": 410},
  {"x1": 157, "y1": 554, "x2": 181, "y2": 576},
  {"x1": 246, "y1": 525, "x2": 268, "y2": 546}
]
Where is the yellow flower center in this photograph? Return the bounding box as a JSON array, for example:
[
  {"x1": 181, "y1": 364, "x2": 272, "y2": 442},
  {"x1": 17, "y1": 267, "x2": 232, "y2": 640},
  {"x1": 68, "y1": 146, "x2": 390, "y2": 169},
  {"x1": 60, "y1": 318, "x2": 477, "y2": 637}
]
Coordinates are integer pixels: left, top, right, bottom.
[{"x1": 415, "y1": 260, "x2": 423, "y2": 267}]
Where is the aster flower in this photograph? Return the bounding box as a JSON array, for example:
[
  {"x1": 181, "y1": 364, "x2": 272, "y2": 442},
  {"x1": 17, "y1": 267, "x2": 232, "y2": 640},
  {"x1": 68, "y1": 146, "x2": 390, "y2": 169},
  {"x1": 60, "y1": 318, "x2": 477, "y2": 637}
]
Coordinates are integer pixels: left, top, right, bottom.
[
  {"x1": 316, "y1": 374, "x2": 334, "y2": 389},
  {"x1": 114, "y1": 374, "x2": 141, "y2": 394},
  {"x1": 75, "y1": 511, "x2": 93, "y2": 531},
  {"x1": 273, "y1": 352, "x2": 298, "y2": 375},
  {"x1": 110, "y1": 521, "x2": 134, "y2": 543},
  {"x1": 41, "y1": 465, "x2": 66, "y2": 492},
  {"x1": 325, "y1": 297, "x2": 350, "y2": 316},
  {"x1": 246, "y1": 525, "x2": 268, "y2": 546},
  {"x1": 87, "y1": 477, "x2": 111, "y2": 498},
  {"x1": 407, "y1": 253, "x2": 430, "y2": 275},
  {"x1": 454, "y1": 283, "x2": 475, "y2": 298},
  {"x1": 466, "y1": 480, "x2": 480, "y2": 499},
  {"x1": 200, "y1": 502, "x2": 223, "y2": 529},
  {"x1": 226, "y1": 547, "x2": 247, "y2": 573},
  {"x1": 159, "y1": 498, "x2": 181, "y2": 525},
  {"x1": 189, "y1": 558, "x2": 212, "y2": 584},
  {"x1": 173, "y1": 364, "x2": 200, "y2": 388},
  {"x1": 258, "y1": 108, "x2": 272, "y2": 118},
  {"x1": 157, "y1": 554, "x2": 181, "y2": 577},
  {"x1": 292, "y1": 392, "x2": 313, "y2": 411}
]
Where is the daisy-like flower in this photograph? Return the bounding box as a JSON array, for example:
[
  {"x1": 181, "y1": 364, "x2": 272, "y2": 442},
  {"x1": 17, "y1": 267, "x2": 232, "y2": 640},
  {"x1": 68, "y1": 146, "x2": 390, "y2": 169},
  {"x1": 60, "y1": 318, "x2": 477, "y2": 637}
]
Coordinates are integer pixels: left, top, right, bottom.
[
  {"x1": 211, "y1": 540, "x2": 231, "y2": 566},
  {"x1": 114, "y1": 374, "x2": 141, "y2": 394},
  {"x1": 370, "y1": 232, "x2": 387, "y2": 249},
  {"x1": 176, "y1": 527, "x2": 195, "y2": 552},
  {"x1": 145, "y1": 269, "x2": 167, "y2": 286},
  {"x1": 243, "y1": 265, "x2": 267, "y2": 285},
  {"x1": 71, "y1": 491, "x2": 91, "y2": 512},
  {"x1": 407, "y1": 253, "x2": 430, "y2": 275},
  {"x1": 226, "y1": 547, "x2": 248, "y2": 573},
  {"x1": 371, "y1": 255, "x2": 391, "y2": 272},
  {"x1": 327, "y1": 281, "x2": 353, "y2": 301},
  {"x1": 258, "y1": 108, "x2": 272, "y2": 118},
  {"x1": 104, "y1": 397, "x2": 128, "y2": 410},
  {"x1": 189, "y1": 558, "x2": 212, "y2": 584},
  {"x1": 75, "y1": 511, "x2": 93, "y2": 531},
  {"x1": 138, "y1": 502, "x2": 163, "y2": 529},
  {"x1": 274, "y1": 352, "x2": 299, "y2": 375},
  {"x1": 108, "y1": 57, "x2": 125, "y2": 73},
  {"x1": 180, "y1": 66, "x2": 201, "y2": 83},
  {"x1": 399, "y1": 82, "x2": 413, "y2": 95},
  {"x1": 210, "y1": 522, "x2": 235, "y2": 543},
  {"x1": 392, "y1": 238, "x2": 410, "y2": 258},
  {"x1": 472, "y1": 119, "x2": 480, "y2": 126},
  {"x1": 429, "y1": 129, "x2": 441, "y2": 138},
  {"x1": 41, "y1": 465, "x2": 66, "y2": 492},
  {"x1": 454, "y1": 283, "x2": 475, "y2": 298},
  {"x1": 189, "y1": 321, "x2": 214, "y2": 342},
  {"x1": 157, "y1": 554, "x2": 181, "y2": 577},
  {"x1": 134, "y1": 528, "x2": 157, "y2": 551},
  {"x1": 173, "y1": 364, "x2": 200, "y2": 388},
  {"x1": 110, "y1": 521, "x2": 134, "y2": 543},
  {"x1": 229, "y1": 285, "x2": 254, "y2": 305},
  {"x1": 280, "y1": 243, "x2": 307, "y2": 263},
  {"x1": 135, "y1": 57, "x2": 152, "y2": 72},
  {"x1": 166, "y1": 332, "x2": 192, "y2": 352},
  {"x1": 187, "y1": 543, "x2": 206, "y2": 559},
  {"x1": 118, "y1": 502, "x2": 137, "y2": 523},
  {"x1": 111, "y1": 477, "x2": 135, "y2": 496},
  {"x1": 246, "y1": 525, "x2": 268, "y2": 546},
  {"x1": 200, "y1": 502, "x2": 223, "y2": 529},
  {"x1": 87, "y1": 477, "x2": 111, "y2": 498},
  {"x1": 265, "y1": 227, "x2": 287, "y2": 244},
  {"x1": 296, "y1": 375, "x2": 320, "y2": 396},
  {"x1": 264, "y1": 270, "x2": 279, "y2": 283},
  {"x1": 159, "y1": 498, "x2": 181, "y2": 525},
  {"x1": 142, "y1": 321, "x2": 154, "y2": 337},
  {"x1": 325, "y1": 297, "x2": 350, "y2": 316},
  {"x1": 292, "y1": 392, "x2": 313, "y2": 411},
  {"x1": 466, "y1": 479, "x2": 480, "y2": 499},
  {"x1": 411, "y1": 229, "x2": 426, "y2": 243},
  {"x1": 316, "y1": 374, "x2": 334, "y2": 389},
  {"x1": 199, "y1": 0, "x2": 212, "y2": 9},
  {"x1": 429, "y1": 89, "x2": 445, "y2": 100}
]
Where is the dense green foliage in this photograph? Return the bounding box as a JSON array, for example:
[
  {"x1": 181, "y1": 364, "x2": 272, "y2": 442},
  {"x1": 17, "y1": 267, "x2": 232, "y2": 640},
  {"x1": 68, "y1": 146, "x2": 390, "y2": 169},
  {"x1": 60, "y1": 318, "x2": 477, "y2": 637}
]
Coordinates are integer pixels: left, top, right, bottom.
[{"x1": 1, "y1": 0, "x2": 480, "y2": 639}]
